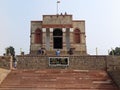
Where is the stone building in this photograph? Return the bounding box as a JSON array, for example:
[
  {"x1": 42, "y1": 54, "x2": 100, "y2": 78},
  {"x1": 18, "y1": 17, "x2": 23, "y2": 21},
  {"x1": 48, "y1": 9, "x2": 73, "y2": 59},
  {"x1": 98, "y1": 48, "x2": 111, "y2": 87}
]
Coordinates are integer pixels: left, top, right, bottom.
[{"x1": 30, "y1": 13, "x2": 87, "y2": 55}]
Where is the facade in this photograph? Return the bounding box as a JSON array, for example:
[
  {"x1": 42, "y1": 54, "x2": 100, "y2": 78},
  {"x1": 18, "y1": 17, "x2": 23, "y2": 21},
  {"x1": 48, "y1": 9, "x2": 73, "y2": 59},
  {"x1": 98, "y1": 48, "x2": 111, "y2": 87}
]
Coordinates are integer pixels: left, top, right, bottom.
[{"x1": 30, "y1": 13, "x2": 87, "y2": 55}]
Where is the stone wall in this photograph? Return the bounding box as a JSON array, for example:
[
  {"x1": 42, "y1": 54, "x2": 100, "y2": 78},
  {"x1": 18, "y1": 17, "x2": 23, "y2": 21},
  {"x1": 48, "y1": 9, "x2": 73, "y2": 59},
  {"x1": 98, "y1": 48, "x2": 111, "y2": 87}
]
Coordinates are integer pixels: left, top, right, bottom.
[
  {"x1": 0, "y1": 56, "x2": 11, "y2": 69},
  {"x1": 106, "y1": 56, "x2": 120, "y2": 89},
  {"x1": 17, "y1": 55, "x2": 48, "y2": 69},
  {"x1": 69, "y1": 56, "x2": 107, "y2": 70},
  {"x1": 16, "y1": 55, "x2": 120, "y2": 70},
  {"x1": 1, "y1": 55, "x2": 120, "y2": 70},
  {"x1": 106, "y1": 56, "x2": 120, "y2": 71},
  {"x1": 43, "y1": 15, "x2": 72, "y2": 25}
]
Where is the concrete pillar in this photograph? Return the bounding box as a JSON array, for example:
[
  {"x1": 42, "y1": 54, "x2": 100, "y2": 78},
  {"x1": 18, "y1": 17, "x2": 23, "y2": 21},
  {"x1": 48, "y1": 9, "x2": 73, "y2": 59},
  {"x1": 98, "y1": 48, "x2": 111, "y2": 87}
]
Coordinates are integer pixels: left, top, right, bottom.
[
  {"x1": 66, "y1": 28, "x2": 70, "y2": 50},
  {"x1": 46, "y1": 28, "x2": 50, "y2": 50},
  {"x1": 70, "y1": 28, "x2": 73, "y2": 32},
  {"x1": 42, "y1": 28, "x2": 46, "y2": 47},
  {"x1": 62, "y1": 28, "x2": 66, "y2": 32},
  {"x1": 50, "y1": 28, "x2": 53, "y2": 32},
  {"x1": 70, "y1": 28, "x2": 74, "y2": 46},
  {"x1": 62, "y1": 28, "x2": 66, "y2": 50},
  {"x1": 50, "y1": 28, "x2": 53, "y2": 50}
]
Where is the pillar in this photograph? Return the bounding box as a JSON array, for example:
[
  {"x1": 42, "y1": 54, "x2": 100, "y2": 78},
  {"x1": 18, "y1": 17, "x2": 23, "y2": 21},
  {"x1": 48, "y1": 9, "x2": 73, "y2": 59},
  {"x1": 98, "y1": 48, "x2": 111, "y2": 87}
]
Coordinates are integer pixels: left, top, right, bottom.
[
  {"x1": 46, "y1": 28, "x2": 50, "y2": 50},
  {"x1": 66, "y1": 28, "x2": 70, "y2": 50},
  {"x1": 70, "y1": 28, "x2": 74, "y2": 47},
  {"x1": 42, "y1": 28, "x2": 46, "y2": 48},
  {"x1": 50, "y1": 28, "x2": 53, "y2": 50},
  {"x1": 62, "y1": 28, "x2": 66, "y2": 50}
]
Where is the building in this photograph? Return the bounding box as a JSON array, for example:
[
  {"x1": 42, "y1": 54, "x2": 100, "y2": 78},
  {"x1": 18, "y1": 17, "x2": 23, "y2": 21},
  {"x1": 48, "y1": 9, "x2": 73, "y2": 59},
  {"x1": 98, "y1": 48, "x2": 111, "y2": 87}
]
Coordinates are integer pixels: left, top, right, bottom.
[{"x1": 30, "y1": 13, "x2": 87, "y2": 55}]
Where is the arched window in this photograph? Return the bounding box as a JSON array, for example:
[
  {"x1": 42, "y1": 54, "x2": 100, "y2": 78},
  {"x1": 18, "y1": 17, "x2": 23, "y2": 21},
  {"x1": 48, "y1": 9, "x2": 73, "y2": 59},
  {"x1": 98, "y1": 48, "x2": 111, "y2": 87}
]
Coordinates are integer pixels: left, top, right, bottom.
[
  {"x1": 34, "y1": 29, "x2": 42, "y2": 44},
  {"x1": 74, "y1": 29, "x2": 81, "y2": 43}
]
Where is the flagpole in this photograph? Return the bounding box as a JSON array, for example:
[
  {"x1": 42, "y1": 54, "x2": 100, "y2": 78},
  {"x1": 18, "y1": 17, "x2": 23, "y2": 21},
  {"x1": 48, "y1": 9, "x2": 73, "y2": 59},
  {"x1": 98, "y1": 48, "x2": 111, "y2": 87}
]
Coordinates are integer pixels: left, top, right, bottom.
[
  {"x1": 57, "y1": 0, "x2": 60, "y2": 14},
  {"x1": 57, "y1": 1, "x2": 58, "y2": 14}
]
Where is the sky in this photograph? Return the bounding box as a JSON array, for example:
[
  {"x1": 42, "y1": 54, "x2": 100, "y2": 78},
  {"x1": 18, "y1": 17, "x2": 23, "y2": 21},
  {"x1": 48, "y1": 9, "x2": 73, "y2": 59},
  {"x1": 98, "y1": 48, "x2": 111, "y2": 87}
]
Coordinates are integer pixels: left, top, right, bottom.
[{"x1": 0, "y1": 0, "x2": 120, "y2": 55}]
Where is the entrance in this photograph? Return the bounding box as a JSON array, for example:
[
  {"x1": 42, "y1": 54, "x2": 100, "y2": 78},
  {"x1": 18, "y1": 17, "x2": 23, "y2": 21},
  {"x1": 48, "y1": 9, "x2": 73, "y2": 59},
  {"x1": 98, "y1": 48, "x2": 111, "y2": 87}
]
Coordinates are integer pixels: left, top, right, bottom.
[{"x1": 53, "y1": 28, "x2": 63, "y2": 49}]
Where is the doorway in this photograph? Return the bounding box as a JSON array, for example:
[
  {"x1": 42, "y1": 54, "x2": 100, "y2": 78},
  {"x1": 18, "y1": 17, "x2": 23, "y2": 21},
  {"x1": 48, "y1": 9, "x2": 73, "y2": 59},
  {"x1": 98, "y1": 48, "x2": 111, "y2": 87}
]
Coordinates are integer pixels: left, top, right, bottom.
[{"x1": 53, "y1": 28, "x2": 63, "y2": 49}]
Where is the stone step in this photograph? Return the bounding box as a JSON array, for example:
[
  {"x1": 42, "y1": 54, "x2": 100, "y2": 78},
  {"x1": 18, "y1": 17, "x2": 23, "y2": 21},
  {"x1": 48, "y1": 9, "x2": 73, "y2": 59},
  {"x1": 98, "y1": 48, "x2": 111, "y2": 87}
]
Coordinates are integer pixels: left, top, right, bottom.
[
  {"x1": 0, "y1": 88, "x2": 118, "y2": 90},
  {"x1": 0, "y1": 69, "x2": 118, "y2": 90}
]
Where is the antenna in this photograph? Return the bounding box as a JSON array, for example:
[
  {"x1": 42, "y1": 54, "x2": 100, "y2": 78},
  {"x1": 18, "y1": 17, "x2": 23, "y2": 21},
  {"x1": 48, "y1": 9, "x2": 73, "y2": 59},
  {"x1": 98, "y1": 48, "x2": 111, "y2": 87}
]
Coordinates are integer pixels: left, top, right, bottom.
[{"x1": 57, "y1": 0, "x2": 60, "y2": 14}]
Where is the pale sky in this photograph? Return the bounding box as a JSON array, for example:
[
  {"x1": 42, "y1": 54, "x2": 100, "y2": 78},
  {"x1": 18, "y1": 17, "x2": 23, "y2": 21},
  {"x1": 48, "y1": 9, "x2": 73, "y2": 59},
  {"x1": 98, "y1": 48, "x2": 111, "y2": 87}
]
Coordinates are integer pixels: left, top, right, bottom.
[{"x1": 0, "y1": 0, "x2": 120, "y2": 55}]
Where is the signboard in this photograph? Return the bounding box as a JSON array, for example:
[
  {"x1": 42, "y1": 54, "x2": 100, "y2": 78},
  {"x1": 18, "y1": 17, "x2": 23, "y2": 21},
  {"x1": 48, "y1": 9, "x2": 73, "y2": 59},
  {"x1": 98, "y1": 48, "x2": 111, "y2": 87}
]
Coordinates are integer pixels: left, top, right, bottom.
[{"x1": 49, "y1": 57, "x2": 69, "y2": 66}]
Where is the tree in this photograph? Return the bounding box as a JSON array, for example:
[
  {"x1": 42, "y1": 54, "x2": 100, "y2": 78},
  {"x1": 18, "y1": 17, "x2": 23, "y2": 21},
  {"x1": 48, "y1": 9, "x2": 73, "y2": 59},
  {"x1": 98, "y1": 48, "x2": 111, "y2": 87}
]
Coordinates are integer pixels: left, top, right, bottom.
[
  {"x1": 109, "y1": 47, "x2": 120, "y2": 56},
  {"x1": 5, "y1": 46, "x2": 15, "y2": 56}
]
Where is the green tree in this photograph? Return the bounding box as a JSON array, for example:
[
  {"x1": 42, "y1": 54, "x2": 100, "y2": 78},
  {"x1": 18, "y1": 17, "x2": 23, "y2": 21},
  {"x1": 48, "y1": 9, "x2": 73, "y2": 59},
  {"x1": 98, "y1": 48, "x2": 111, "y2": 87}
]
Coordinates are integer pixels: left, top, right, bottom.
[
  {"x1": 109, "y1": 47, "x2": 120, "y2": 55},
  {"x1": 5, "y1": 46, "x2": 15, "y2": 56}
]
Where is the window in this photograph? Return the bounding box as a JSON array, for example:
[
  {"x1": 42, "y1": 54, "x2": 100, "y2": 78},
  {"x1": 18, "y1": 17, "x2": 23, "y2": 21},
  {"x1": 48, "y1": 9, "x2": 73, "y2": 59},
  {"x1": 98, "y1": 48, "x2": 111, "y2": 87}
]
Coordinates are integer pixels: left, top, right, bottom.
[
  {"x1": 74, "y1": 29, "x2": 81, "y2": 43},
  {"x1": 34, "y1": 29, "x2": 42, "y2": 44}
]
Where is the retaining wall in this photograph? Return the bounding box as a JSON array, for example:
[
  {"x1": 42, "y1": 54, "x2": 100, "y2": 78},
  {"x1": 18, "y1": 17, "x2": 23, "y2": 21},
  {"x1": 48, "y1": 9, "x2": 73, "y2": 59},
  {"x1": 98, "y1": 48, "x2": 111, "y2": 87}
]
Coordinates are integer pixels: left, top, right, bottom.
[
  {"x1": 1, "y1": 55, "x2": 120, "y2": 71},
  {"x1": 16, "y1": 55, "x2": 120, "y2": 70}
]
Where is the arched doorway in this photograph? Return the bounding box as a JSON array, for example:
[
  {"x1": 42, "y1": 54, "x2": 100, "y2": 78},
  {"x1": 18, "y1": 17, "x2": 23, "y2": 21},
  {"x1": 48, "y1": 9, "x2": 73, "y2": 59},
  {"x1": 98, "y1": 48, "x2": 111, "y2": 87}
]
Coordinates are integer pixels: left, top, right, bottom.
[{"x1": 53, "y1": 28, "x2": 63, "y2": 49}]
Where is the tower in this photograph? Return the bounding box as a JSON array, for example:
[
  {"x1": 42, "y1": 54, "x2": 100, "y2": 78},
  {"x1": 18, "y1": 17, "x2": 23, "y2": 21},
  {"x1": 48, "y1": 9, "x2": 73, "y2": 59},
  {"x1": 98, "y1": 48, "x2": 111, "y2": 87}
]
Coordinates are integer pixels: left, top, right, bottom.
[{"x1": 30, "y1": 13, "x2": 87, "y2": 55}]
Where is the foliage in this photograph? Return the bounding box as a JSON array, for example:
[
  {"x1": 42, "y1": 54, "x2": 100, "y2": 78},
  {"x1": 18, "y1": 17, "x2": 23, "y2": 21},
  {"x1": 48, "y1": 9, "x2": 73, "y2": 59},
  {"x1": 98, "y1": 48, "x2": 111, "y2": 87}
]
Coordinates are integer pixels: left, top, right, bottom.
[
  {"x1": 109, "y1": 47, "x2": 120, "y2": 55},
  {"x1": 5, "y1": 46, "x2": 15, "y2": 56}
]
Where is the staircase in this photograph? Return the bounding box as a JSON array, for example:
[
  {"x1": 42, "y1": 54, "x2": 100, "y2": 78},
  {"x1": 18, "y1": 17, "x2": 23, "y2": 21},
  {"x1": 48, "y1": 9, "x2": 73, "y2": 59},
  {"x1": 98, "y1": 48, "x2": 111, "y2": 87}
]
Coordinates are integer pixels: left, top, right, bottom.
[{"x1": 0, "y1": 69, "x2": 118, "y2": 90}]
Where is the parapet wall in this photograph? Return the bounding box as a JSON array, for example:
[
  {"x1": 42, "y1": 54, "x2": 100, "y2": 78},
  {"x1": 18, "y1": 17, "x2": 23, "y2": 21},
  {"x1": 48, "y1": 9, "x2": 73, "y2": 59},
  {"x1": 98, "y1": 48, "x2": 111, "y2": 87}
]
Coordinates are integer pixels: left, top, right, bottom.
[
  {"x1": 106, "y1": 56, "x2": 120, "y2": 71},
  {"x1": 17, "y1": 56, "x2": 48, "y2": 69},
  {"x1": 16, "y1": 55, "x2": 120, "y2": 71},
  {"x1": 1, "y1": 55, "x2": 120, "y2": 71}
]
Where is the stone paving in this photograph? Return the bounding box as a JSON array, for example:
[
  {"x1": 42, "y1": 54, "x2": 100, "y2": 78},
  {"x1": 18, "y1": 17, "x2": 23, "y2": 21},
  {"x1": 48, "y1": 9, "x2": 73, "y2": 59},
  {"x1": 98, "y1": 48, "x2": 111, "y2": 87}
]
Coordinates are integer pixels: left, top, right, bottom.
[{"x1": 0, "y1": 69, "x2": 118, "y2": 90}]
